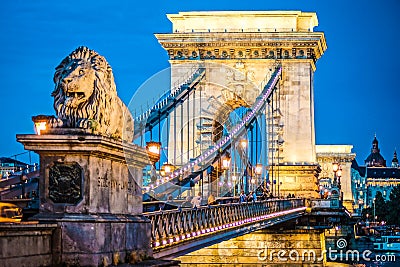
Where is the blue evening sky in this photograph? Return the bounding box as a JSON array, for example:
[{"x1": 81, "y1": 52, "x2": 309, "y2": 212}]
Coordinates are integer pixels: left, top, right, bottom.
[{"x1": 0, "y1": 0, "x2": 399, "y2": 165}]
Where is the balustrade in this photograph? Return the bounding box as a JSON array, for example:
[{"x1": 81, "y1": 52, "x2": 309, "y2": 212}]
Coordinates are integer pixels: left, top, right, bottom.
[{"x1": 144, "y1": 198, "x2": 305, "y2": 249}]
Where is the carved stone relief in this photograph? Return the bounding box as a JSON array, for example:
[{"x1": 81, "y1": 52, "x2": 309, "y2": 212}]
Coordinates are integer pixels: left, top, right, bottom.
[{"x1": 49, "y1": 162, "x2": 83, "y2": 204}]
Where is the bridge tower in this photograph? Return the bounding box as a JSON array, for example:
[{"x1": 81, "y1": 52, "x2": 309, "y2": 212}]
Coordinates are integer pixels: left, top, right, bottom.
[{"x1": 156, "y1": 11, "x2": 327, "y2": 198}]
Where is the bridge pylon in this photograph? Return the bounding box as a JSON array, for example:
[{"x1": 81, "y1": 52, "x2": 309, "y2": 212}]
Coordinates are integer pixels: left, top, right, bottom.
[{"x1": 156, "y1": 11, "x2": 327, "y2": 198}]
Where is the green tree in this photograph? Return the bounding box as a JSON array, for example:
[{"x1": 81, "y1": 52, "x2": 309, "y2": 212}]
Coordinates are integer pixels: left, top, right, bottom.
[
  {"x1": 386, "y1": 185, "x2": 400, "y2": 226},
  {"x1": 362, "y1": 207, "x2": 372, "y2": 221}
]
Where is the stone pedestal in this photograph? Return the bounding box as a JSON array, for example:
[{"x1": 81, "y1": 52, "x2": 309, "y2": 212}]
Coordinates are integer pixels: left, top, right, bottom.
[
  {"x1": 269, "y1": 164, "x2": 320, "y2": 198},
  {"x1": 17, "y1": 130, "x2": 152, "y2": 266}
]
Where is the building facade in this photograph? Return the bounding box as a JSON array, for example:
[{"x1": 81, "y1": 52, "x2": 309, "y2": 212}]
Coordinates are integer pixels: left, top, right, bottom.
[
  {"x1": 316, "y1": 145, "x2": 356, "y2": 212},
  {"x1": 0, "y1": 157, "x2": 30, "y2": 178},
  {"x1": 351, "y1": 136, "x2": 400, "y2": 215}
]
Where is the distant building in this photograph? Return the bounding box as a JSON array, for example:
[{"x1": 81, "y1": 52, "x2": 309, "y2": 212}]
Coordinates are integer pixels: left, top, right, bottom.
[
  {"x1": 351, "y1": 136, "x2": 400, "y2": 216},
  {"x1": 364, "y1": 135, "x2": 386, "y2": 167},
  {"x1": 0, "y1": 157, "x2": 30, "y2": 178},
  {"x1": 316, "y1": 145, "x2": 356, "y2": 212}
]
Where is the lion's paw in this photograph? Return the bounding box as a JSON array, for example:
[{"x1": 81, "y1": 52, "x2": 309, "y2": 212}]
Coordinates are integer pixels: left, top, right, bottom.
[
  {"x1": 77, "y1": 119, "x2": 98, "y2": 131},
  {"x1": 48, "y1": 117, "x2": 64, "y2": 128}
]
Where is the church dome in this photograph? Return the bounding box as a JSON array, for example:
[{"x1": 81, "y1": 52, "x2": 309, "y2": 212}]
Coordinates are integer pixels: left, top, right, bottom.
[{"x1": 365, "y1": 135, "x2": 386, "y2": 167}]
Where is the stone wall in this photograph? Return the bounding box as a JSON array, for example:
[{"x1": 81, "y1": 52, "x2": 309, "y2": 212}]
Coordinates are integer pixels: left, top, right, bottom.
[
  {"x1": 0, "y1": 223, "x2": 57, "y2": 267},
  {"x1": 176, "y1": 229, "x2": 326, "y2": 266}
]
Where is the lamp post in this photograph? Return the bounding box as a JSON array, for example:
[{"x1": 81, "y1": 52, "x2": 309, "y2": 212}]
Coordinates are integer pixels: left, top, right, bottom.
[
  {"x1": 332, "y1": 162, "x2": 343, "y2": 202},
  {"x1": 239, "y1": 138, "x2": 248, "y2": 192},
  {"x1": 221, "y1": 154, "x2": 231, "y2": 197},
  {"x1": 146, "y1": 141, "x2": 161, "y2": 184},
  {"x1": 250, "y1": 176, "x2": 256, "y2": 191},
  {"x1": 373, "y1": 197, "x2": 376, "y2": 224},
  {"x1": 232, "y1": 175, "x2": 237, "y2": 196},
  {"x1": 332, "y1": 162, "x2": 339, "y2": 186},
  {"x1": 255, "y1": 163, "x2": 262, "y2": 191},
  {"x1": 20, "y1": 174, "x2": 28, "y2": 198},
  {"x1": 337, "y1": 169, "x2": 342, "y2": 190}
]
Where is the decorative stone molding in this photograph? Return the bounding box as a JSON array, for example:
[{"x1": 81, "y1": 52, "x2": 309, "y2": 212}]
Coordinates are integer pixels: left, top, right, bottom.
[{"x1": 156, "y1": 32, "x2": 326, "y2": 62}]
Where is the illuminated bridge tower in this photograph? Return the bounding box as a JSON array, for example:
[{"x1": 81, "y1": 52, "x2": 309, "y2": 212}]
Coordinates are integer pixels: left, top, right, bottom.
[{"x1": 156, "y1": 11, "x2": 327, "y2": 198}]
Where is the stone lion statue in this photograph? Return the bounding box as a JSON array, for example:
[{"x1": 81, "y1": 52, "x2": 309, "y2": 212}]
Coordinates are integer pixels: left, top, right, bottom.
[{"x1": 49, "y1": 46, "x2": 133, "y2": 142}]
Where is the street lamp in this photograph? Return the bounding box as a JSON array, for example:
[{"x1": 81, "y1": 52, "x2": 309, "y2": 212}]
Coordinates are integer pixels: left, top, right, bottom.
[
  {"x1": 240, "y1": 139, "x2": 248, "y2": 149},
  {"x1": 20, "y1": 174, "x2": 28, "y2": 198},
  {"x1": 239, "y1": 138, "x2": 248, "y2": 193},
  {"x1": 164, "y1": 164, "x2": 172, "y2": 174},
  {"x1": 32, "y1": 115, "x2": 49, "y2": 135},
  {"x1": 250, "y1": 176, "x2": 256, "y2": 191},
  {"x1": 221, "y1": 154, "x2": 231, "y2": 196},
  {"x1": 337, "y1": 168, "x2": 342, "y2": 190},
  {"x1": 222, "y1": 155, "x2": 231, "y2": 170},
  {"x1": 255, "y1": 163, "x2": 262, "y2": 190},
  {"x1": 160, "y1": 162, "x2": 174, "y2": 178},
  {"x1": 146, "y1": 141, "x2": 162, "y2": 160},
  {"x1": 373, "y1": 197, "x2": 376, "y2": 224},
  {"x1": 255, "y1": 163, "x2": 263, "y2": 176},
  {"x1": 146, "y1": 141, "x2": 161, "y2": 183},
  {"x1": 332, "y1": 162, "x2": 341, "y2": 187},
  {"x1": 232, "y1": 175, "x2": 237, "y2": 196}
]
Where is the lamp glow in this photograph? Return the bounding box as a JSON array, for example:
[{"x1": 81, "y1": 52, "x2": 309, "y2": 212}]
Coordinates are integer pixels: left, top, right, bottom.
[
  {"x1": 332, "y1": 163, "x2": 339, "y2": 172},
  {"x1": 240, "y1": 139, "x2": 248, "y2": 149},
  {"x1": 255, "y1": 163, "x2": 263, "y2": 175},
  {"x1": 35, "y1": 122, "x2": 47, "y2": 135},
  {"x1": 32, "y1": 115, "x2": 51, "y2": 135}
]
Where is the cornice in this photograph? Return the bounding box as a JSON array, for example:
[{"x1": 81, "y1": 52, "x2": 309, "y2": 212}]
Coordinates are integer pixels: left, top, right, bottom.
[
  {"x1": 317, "y1": 153, "x2": 356, "y2": 163},
  {"x1": 155, "y1": 32, "x2": 327, "y2": 62}
]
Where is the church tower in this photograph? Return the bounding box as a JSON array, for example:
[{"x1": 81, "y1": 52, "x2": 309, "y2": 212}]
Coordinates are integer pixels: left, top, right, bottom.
[
  {"x1": 364, "y1": 135, "x2": 386, "y2": 167},
  {"x1": 391, "y1": 150, "x2": 399, "y2": 168}
]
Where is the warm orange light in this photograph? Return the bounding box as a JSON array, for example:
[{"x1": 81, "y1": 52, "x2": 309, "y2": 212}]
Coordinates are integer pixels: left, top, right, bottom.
[
  {"x1": 255, "y1": 164, "x2": 263, "y2": 175},
  {"x1": 35, "y1": 122, "x2": 47, "y2": 135},
  {"x1": 32, "y1": 115, "x2": 50, "y2": 135},
  {"x1": 161, "y1": 163, "x2": 174, "y2": 176},
  {"x1": 222, "y1": 154, "x2": 231, "y2": 170},
  {"x1": 240, "y1": 139, "x2": 248, "y2": 149},
  {"x1": 147, "y1": 143, "x2": 161, "y2": 155},
  {"x1": 232, "y1": 175, "x2": 237, "y2": 181},
  {"x1": 222, "y1": 158, "x2": 230, "y2": 169},
  {"x1": 332, "y1": 163, "x2": 339, "y2": 172},
  {"x1": 146, "y1": 141, "x2": 162, "y2": 164},
  {"x1": 164, "y1": 165, "x2": 172, "y2": 174}
]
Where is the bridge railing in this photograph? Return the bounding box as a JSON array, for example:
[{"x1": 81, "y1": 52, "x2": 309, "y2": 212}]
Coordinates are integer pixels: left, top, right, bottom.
[{"x1": 144, "y1": 198, "x2": 305, "y2": 249}]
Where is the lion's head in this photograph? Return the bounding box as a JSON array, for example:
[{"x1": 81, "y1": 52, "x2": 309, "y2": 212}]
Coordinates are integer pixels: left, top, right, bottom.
[{"x1": 50, "y1": 46, "x2": 133, "y2": 141}]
